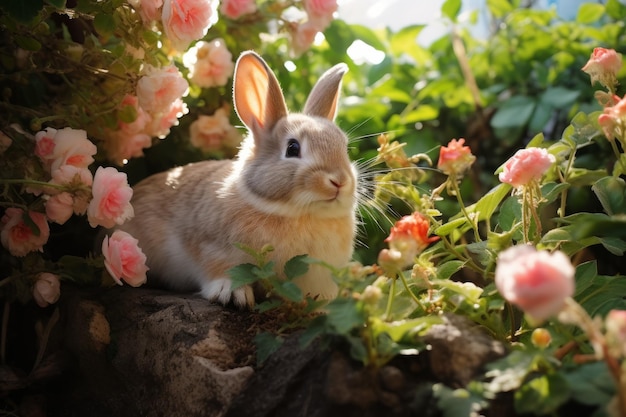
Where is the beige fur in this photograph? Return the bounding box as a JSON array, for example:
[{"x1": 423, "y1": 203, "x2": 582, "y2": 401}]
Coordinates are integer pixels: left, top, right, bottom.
[{"x1": 116, "y1": 51, "x2": 356, "y2": 308}]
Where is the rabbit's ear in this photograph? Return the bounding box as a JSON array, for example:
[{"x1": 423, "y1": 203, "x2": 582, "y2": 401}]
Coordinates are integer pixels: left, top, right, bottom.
[
  {"x1": 303, "y1": 63, "x2": 348, "y2": 121},
  {"x1": 233, "y1": 51, "x2": 288, "y2": 136}
]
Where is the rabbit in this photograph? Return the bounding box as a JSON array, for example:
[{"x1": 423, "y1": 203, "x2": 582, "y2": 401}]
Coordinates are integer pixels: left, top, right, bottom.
[{"x1": 116, "y1": 51, "x2": 358, "y2": 309}]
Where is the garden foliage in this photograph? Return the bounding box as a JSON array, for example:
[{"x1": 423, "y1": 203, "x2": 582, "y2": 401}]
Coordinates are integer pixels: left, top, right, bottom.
[{"x1": 1, "y1": 0, "x2": 626, "y2": 416}]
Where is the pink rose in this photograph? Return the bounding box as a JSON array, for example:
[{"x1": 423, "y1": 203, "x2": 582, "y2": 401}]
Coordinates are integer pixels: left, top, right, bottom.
[
  {"x1": 498, "y1": 147, "x2": 555, "y2": 188},
  {"x1": 128, "y1": 0, "x2": 163, "y2": 23},
  {"x1": 45, "y1": 192, "x2": 75, "y2": 225},
  {"x1": 118, "y1": 95, "x2": 152, "y2": 135},
  {"x1": 87, "y1": 167, "x2": 134, "y2": 228},
  {"x1": 437, "y1": 138, "x2": 476, "y2": 177},
  {"x1": 48, "y1": 165, "x2": 93, "y2": 214},
  {"x1": 183, "y1": 39, "x2": 234, "y2": 88},
  {"x1": 495, "y1": 245, "x2": 575, "y2": 323},
  {"x1": 161, "y1": 0, "x2": 218, "y2": 51},
  {"x1": 605, "y1": 309, "x2": 626, "y2": 358},
  {"x1": 189, "y1": 108, "x2": 242, "y2": 152},
  {"x1": 102, "y1": 230, "x2": 149, "y2": 287},
  {"x1": 33, "y1": 272, "x2": 61, "y2": 307},
  {"x1": 582, "y1": 47, "x2": 622, "y2": 89},
  {"x1": 292, "y1": 20, "x2": 319, "y2": 56},
  {"x1": 137, "y1": 65, "x2": 189, "y2": 116},
  {"x1": 35, "y1": 127, "x2": 97, "y2": 173},
  {"x1": 598, "y1": 94, "x2": 626, "y2": 141},
  {"x1": 1, "y1": 208, "x2": 50, "y2": 257},
  {"x1": 220, "y1": 0, "x2": 257, "y2": 19},
  {"x1": 303, "y1": 0, "x2": 337, "y2": 28},
  {"x1": 35, "y1": 127, "x2": 56, "y2": 160},
  {"x1": 147, "y1": 98, "x2": 187, "y2": 138}
]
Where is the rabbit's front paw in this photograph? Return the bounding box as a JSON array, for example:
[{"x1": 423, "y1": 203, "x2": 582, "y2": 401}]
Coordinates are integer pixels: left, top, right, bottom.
[{"x1": 200, "y1": 278, "x2": 254, "y2": 309}]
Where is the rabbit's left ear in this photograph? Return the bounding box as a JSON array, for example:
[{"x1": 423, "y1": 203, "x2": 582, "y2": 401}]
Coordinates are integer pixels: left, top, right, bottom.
[{"x1": 304, "y1": 63, "x2": 348, "y2": 121}]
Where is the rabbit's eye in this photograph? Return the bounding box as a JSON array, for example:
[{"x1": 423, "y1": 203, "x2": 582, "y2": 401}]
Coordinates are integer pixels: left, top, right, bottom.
[{"x1": 286, "y1": 138, "x2": 301, "y2": 158}]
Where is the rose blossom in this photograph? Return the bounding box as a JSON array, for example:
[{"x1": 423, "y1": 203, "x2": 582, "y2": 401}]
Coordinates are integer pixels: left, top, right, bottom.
[
  {"x1": 292, "y1": 20, "x2": 319, "y2": 56},
  {"x1": 498, "y1": 148, "x2": 555, "y2": 188},
  {"x1": 1, "y1": 208, "x2": 50, "y2": 257},
  {"x1": 582, "y1": 47, "x2": 622, "y2": 89},
  {"x1": 161, "y1": 0, "x2": 218, "y2": 51},
  {"x1": 33, "y1": 272, "x2": 61, "y2": 307},
  {"x1": 48, "y1": 165, "x2": 93, "y2": 214},
  {"x1": 379, "y1": 212, "x2": 439, "y2": 272},
  {"x1": 147, "y1": 98, "x2": 188, "y2": 138},
  {"x1": 220, "y1": 0, "x2": 257, "y2": 19},
  {"x1": 437, "y1": 138, "x2": 476, "y2": 177},
  {"x1": 87, "y1": 167, "x2": 134, "y2": 228},
  {"x1": 189, "y1": 108, "x2": 242, "y2": 152},
  {"x1": 598, "y1": 94, "x2": 626, "y2": 141},
  {"x1": 137, "y1": 64, "x2": 189, "y2": 115},
  {"x1": 107, "y1": 95, "x2": 153, "y2": 163},
  {"x1": 495, "y1": 245, "x2": 575, "y2": 323},
  {"x1": 128, "y1": 0, "x2": 163, "y2": 23},
  {"x1": 35, "y1": 127, "x2": 97, "y2": 173},
  {"x1": 303, "y1": 0, "x2": 337, "y2": 28},
  {"x1": 45, "y1": 192, "x2": 75, "y2": 225},
  {"x1": 605, "y1": 309, "x2": 626, "y2": 358},
  {"x1": 183, "y1": 39, "x2": 234, "y2": 88},
  {"x1": 102, "y1": 230, "x2": 149, "y2": 287}
]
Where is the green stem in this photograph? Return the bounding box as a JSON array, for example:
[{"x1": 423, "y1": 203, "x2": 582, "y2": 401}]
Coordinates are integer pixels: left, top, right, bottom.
[
  {"x1": 449, "y1": 178, "x2": 481, "y2": 242},
  {"x1": 398, "y1": 270, "x2": 423, "y2": 309},
  {"x1": 528, "y1": 184, "x2": 542, "y2": 244},
  {"x1": 609, "y1": 138, "x2": 626, "y2": 175},
  {"x1": 521, "y1": 187, "x2": 530, "y2": 244},
  {"x1": 384, "y1": 276, "x2": 397, "y2": 320},
  {"x1": 0, "y1": 178, "x2": 66, "y2": 191}
]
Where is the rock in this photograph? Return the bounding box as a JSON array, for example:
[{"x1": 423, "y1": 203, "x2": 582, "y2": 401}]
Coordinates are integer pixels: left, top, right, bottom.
[
  {"x1": 44, "y1": 288, "x2": 506, "y2": 417},
  {"x1": 52, "y1": 286, "x2": 258, "y2": 417},
  {"x1": 422, "y1": 313, "x2": 506, "y2": 387}
]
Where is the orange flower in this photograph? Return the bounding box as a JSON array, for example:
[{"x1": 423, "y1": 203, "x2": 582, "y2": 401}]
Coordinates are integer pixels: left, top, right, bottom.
[
  {"x1": 379, "y1": 212, "x2": 439, "y2": 272},
  {"x1": 437, "y1": 138, "x2": 476, "y2": 177}
]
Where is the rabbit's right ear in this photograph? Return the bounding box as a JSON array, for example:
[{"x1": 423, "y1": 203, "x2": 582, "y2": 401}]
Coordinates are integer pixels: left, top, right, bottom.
[{"x1": 233, "y1": 51, "x2": 288, "y2": 137}]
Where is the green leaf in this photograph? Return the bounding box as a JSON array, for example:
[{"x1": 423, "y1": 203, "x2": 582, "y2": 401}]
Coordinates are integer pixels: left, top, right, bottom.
[
  {"x1": 436, "y1": 260, "x2": 466, "y2": 280},
  {"x1": 433, "y1": 384, "x2": 487, "y2": 417},
  {"x1": 271, "y1": 280, "x2": 303, "y2": 302},
  {"x1": 283, "y1": 254, "x2": 310, "y2": 280},
  {"x1": 564, "y1": 361, "x2": 615, "y2": 406},
  {"x1": 254, "y1": 299, "x2": 282, "y2": 313},
  {"x1": 14, "y1": 35, "x2": 41, "y2": 51},
  {"x1": 573, "y1": 261, "x2": 598, "y2": 298},
  {"x1": 514, "y1": 372, "x2": 569, "y2": 415},
  {"x1": 486, "y1": 0, "x2": 513, "y2": 18},
  {"x1": 390, "y1": 25, "x2": 429, "y2": 64},
  {"x1": 441, "y1": 0, "x2": 462, "y2": 21},
  {"x1": 435, "y1": 217, "x2": 467, "y2": 237},
  {"x1": 0, "y1": 0, "x2": 43, "y2": 24},
  {"x1": 592, "y1": 176, "x2": 626, "y2": 215},
  {"x1": 576, "y1": 3, "x2": 605, "y2": 24},
  {"x1": 325, "y1": 297, "x2": 365, "y2": 334},
  {"x1": 540, "y1": 87, "x2": 580, "y2": 109},
  {"x1": 491, "y1": 96, "x2": 536, "y2": 129},
  {"x1": 228, "y1": 263, "x2": 258, "y2": 290},
  {"x1": 466, "y1": 183, "x2": 513, "y2": 222},
  {"x1": 21, "y1": 211, "x2": 41, "y2": 237},
  {"x1": 606, "y1": 0, "x2": 626, "y2": 19},
  {"x1": 94, "y1": 13, "x2": 116, "y2": 37},
  {"x1": 254, "y1": 332, "x2": 283, "y2": 365}
]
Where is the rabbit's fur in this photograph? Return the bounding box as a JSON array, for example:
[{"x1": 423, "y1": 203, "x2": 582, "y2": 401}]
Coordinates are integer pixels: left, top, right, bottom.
[{"x1": 117, "y1": 51, "x2": 357, "y2": 308}]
